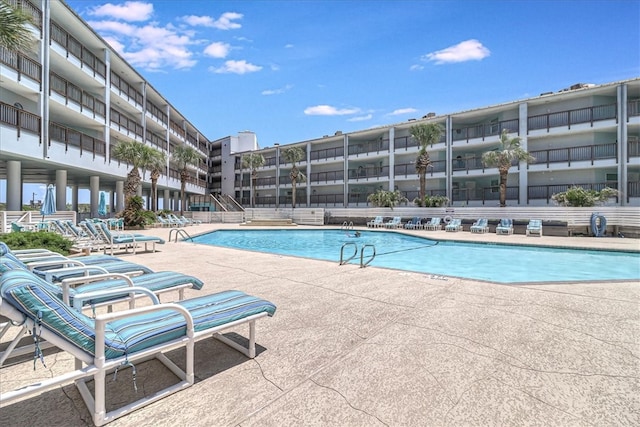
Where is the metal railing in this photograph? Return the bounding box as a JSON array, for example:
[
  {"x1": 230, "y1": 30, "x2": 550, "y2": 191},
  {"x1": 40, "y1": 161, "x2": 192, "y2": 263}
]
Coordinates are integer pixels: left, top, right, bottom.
[
  {"x1": 49, "y1": 122, "x2": 106, "y2": 158},
  {"x1": 309, "y1": 170, "x2": 345, "y2": 182},
  {"x1": 0, "y1": 47, "x2": 41, "y2": 83},
  {"x1": 529, "y1": 143, "x2": 617, "y2": 166},
  {"x1": 452, "y1": 119, "x2": 519, "y2": 142},
  {"x1": 310, "y1": 146, "x2": 344, "y2": 160},
  {"x1": 528, "y1": 182, "x2": 618, "y2": 203},
  {"x1": 0, "y1": 101, "x2": 41, "y2": 140},
  {"x1": 527, "y1": 103, "x2": 617, "y2": 132},
  {"x1": 51, "y1": 21, "x2": 106, "y2": 78}
]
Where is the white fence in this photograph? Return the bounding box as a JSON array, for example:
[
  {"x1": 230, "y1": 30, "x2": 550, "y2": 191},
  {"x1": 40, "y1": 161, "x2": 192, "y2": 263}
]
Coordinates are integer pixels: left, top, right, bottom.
[
  {"x1": 1, "y1": 211, "x2": 77, "y2": 233},
  {"x1": 244, "y1": 208, "x2": 325, "y2": 226}
]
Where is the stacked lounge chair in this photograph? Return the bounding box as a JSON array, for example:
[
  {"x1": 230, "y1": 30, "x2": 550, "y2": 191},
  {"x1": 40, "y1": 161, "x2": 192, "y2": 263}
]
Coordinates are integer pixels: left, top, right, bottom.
[{"x1": 470, "y1": 218, "x2": 489, "y2": 234}]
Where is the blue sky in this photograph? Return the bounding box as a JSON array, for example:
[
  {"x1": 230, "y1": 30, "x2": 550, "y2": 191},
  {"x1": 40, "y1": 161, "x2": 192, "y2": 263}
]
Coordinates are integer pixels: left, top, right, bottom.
[{"x1": 64, "y1": 0, "x2": 639, "y2": 147}]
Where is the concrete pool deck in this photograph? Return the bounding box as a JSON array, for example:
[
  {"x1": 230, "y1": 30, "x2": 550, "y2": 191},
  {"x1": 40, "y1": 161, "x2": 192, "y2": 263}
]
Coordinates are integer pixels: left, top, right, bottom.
[{"x1": 1, "y1": 224, "x2": 638, "y2": 426}]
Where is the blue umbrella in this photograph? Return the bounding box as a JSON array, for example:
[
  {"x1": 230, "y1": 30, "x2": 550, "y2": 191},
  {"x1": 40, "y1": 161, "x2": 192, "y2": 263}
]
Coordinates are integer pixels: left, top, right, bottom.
[
  {"x1": 98, "y1": 191, "x2": 107, "y2": 216},
  {"x1": 40, "y1": 184, "x2": 56, "y2": 220}
]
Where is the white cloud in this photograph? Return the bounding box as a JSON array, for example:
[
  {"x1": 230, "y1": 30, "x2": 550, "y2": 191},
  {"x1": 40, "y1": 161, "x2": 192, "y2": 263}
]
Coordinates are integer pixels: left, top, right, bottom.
[
  {"x1": 409, "y1": 64, "x2": 424, "y2": 71},
  {"x1": 348, "y1": 114, "x2": 372, "y2": 122},
  {"x1": 211, "y1": 60, "x2": 262, "y2": 74},
  {"x1": 90, "y1": 20, "x2": 196, "y2": 71},
  {"x1": 389, "y1": 108, "x2": 417, "y2": 116},
  {"x1": 423, "y1": 39, "x2": 490, "y2": 64},
  {"x1": 304, "y1": 105, "x2": 360, "y2": 116},
  {"x1": 88, "y1": 1, "x2": 153, "y2": 22},
  {"x1": 203, "y1": 42, "x2": 231, "y2": 58},
  {"x1": 262, "y1": 84, "x2": 293, "y2": 95},
  {"x1": 285, "y1": 43, "x2": 294, "y2": 48},
  {"x1": 181, "y1": 12, "x2": 242, "y2": 29}
]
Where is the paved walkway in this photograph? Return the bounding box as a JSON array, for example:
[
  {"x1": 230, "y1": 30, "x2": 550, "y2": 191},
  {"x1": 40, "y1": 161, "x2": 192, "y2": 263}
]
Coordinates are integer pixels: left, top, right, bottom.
[{"x1": 1, "y1": 225, "x2": 638, "y2": 426}]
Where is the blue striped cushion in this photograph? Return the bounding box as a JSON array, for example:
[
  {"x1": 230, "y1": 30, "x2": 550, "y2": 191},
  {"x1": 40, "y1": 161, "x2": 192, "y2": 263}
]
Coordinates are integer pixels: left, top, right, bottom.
[{"x1": 1, "y1": 270, "x2": 276, "y2": 360}]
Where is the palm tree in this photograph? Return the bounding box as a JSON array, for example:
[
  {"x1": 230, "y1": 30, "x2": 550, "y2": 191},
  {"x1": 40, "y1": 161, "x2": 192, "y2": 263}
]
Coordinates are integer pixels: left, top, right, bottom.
[
  {"x1": 410, "y1": 123, "x2": 444, "y2": 200},
  {"x1": 482, "y1": 129, "x2": 535, "y2": 207},
  {"x1": 147, "y1": 149, "x2": 167, "y2": 212},
  {"x1": 0, "y1": 1, "x2": 34, "y2": 52},
  {"x1": 111, "y1": 140, "x2": 149, "y2": 199},
  {"x1": 171, "y1": 145, "x2": 201, "y2": 215},
  {"x1": 242, "y1": 152, "x2": 265, "y2": 208},
  {"x1": 283, "y1": 146, "x2": 306, "y2": 208}
]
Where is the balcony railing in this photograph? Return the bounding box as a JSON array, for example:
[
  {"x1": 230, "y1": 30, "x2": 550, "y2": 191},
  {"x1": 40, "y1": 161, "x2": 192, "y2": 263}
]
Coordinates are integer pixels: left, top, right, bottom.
[
  {"x1": 256, "y1": 177, "x2": 276, "y2": 187},
  {"x1": 110, "y1": 108, "x2": 143, "y2": 138},
  {"x1": 210, "y1": 149, "x2": 222, "y2": 157},
  {"x1": 6, "y1": 0, "x2": 42, "y2": 30},
  {"x1": 394, "y1": 134, "x2": 446, "y2": 150},
  {"x1": 50, "y1": 72, "x2": 106, "y2": 118},
  {"x1": 49, "y1": 122, "x2": 105, "y2": 158},
  {"x1": 0, "y1": 47, "x2": 41, "y2": 83},
  {"x1": 309, "y1": 170, "x2": 344, "y2": 183},
  {"x1": 403, "y1": 189, "x2": 447, "y2": 202},
  {"x1": 395, "y1": 160, "x2": 447, "y2": 176},
  {"x1": 527, "y1": 103, "x2": 617, "y2": 132},
  {"x1": 452, "y1": 186, "x2": 519, "y2": 205},
  {"x1": 110, "y1": 71, "x2": 143, "y2": 105},
  {"x1": 310, "y1": 146, "x2": 344, "y2": 160},
  {"x1": 628, "y1": 137, "x2": 639, "y2": 160},
  {"x1": 348, "y1": 139, "x2": 390, "y2": 156},
  {"x1": 348, "y1": 165, "x2": 389, "y2": 180},
  {"x1": 452, "y1": 119, "x2": 519, "y2": 142},
  {"x1": 0, "y1": 101, "x2": 41, "y2": 140},
  {"x1": 627, "y1": 99, "x2": 639, "y2": 119},
  {"x1": 262, "y1": 156, "x2": 277, "y2": 167},
  {"x1": 311, "y1": 193, "x2": 344, "y2": 205},
  {"x1": 146, "y1": 101, "x2": 167, "y2": 125},
  {"x1": 529, "y1": 143, "x2": 617, "y2": 166},
  {"x1": 628, "y1": 181, "x2": 640, "y2": 201},
  {"x1": 168, "y1": 168, "x2": 205, "y2": 188},
  {"x1": 51, "y1": 21, "x2": 106, "y2": 78},
  {"x1": 528, "y1": 182, "x2": 618, "y2": 203},
  {"x1": 146, "y1": 130, "x2": 167, "y2": 150}
]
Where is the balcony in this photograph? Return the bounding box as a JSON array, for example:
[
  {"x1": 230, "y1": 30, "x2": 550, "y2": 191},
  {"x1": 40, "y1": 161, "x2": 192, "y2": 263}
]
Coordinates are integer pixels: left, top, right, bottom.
[
  {"x1": 0, "y1": 47, "x2": 41, "y2": 83},
  {"x1": 452, "y1": 186, "x2": 519, "y2": 205},
  {"x1": 146, "y1": 130, "x2": 167, "y2": 151},
  {"x1": 528, "y1": 182, "x2": 618, "y2": 203},
  {"x1": 628, "y1": 137, "x2": 639, "y2": 160},
  {"x1": 7, "y1": 0, "x2": 42, "y2": 31},
  {"x1": 146, "y1": 101, "x2": 167, "y2": 125},
  {"x1": 348, "y1": 165, "x2": 389, "y2": 181},
  {"x1": 51, "y1": 21, "x2": 106, "y2": 78},
  {"x1": 527, "y1": 103, "x2": 616, "y2": 132},
  {"x1": 50, "y1": 122, "x2": 105, "y2": 158},
  {"x1": 110, "y1": 108, "x2": 143, "y2": 139},
  {"x1": 110, "y1": 71, "x2": 143, "y2": 106},
  {"x1": 452, "y1": 119, "x2": 519, "y2": 143},
  {"x1": 50, "y1": 72, "x2": 106, "y2": 119},
  {"x1": 348, "y1": 139, "x2": 389, "y2": 156},
  {"x1": 529, "y1": 143, "x2": 617, "y2": 167},
  {"x1": 628, "y1": 99, "x2": 640, "y2": 119},
  {"x1": 311, "y1": 193, "x2": 344, "y2": 206},
  {"x1": 0, "y1": 101, "x2": 40, "y2": 139},
  {"x1": 395, "y1": 160, "x2": 446, "y2": 177},
  {"x1": 309, "y1": 170, "x2": 344, "y2": 183},
  {"x1": 394, "y1": 134, "x2": 446, "y2": 150},
  {"x1": 256, "y1": 177, "x2": 276, "y2": 187},
  {"x1": 310, "y1": 146, "x2": 344, "y2": 161}
]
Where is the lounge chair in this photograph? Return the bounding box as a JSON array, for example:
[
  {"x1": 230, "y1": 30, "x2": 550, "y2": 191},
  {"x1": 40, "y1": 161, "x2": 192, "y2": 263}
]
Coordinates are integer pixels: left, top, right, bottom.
[
  {"x1": 526, "y1": 219, "x2": 543, "y2": 236},
  {"x1": 385, "y1": 216, "x2": 402, "y2": 229},
  {"x1": 496, "y1": 218, "x2": 514, "y2": 235},
  {"x1": 180, "y1": 215, "x2": 202, "y2": 225},
  {"x1": 423, "y1": 217, "x2": 442, "y2": 231},
  {"x1": 470, "y1": 218, "x2": 489, "y2": 234},
  {"x1": 404, "y1": 217, "x2": 423, "y2": 230},
  {"x1": 96, "y1": 222, "x2": 165, "y2": 255},
  {"x1": 445, "y1": 218, "x2": 463, "y2": 232},
  {"x1": 0, "y1": 269, "x2": 275, "y2": 426},
  {"x1": 168, "y1": 213, "x2": 189, "y2": 226},
  {"x1": 367, "y1": 216, "x2": 384, "y2": 228}
]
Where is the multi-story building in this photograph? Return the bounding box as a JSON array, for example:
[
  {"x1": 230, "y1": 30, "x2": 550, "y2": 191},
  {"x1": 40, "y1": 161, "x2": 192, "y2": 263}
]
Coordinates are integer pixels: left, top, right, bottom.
[
  {"x1": 1, "y1": 0, "x2": 209, "y2": 216},
  {"x1": 231, "y1": 79, "x2": 639, "y2": 208}
]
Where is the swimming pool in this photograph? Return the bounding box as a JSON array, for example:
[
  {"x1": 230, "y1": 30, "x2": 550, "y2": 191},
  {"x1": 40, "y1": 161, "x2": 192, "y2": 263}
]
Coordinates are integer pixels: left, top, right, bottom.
[{"x1": 192, "y1": 229, "x2": 640, "y2": 284}]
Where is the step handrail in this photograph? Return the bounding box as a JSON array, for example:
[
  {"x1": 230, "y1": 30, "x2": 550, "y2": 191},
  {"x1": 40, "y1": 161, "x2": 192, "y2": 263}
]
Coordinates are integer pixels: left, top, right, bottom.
[
  {"x1": 360, "y1": 244, "x2": 376, "y2": 268},
  {"x1": 168, "y1": 228, "x2": 193, "y2": 243},
  {"x1": 339, "y1": 242, "x2": 358, "y2": 265}
]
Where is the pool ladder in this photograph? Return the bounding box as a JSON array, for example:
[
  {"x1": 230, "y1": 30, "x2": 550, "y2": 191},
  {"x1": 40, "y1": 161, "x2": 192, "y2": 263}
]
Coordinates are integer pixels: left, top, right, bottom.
[
  {"x1": 168, "y1": 228, "x2": 193, "y2": 243},
  {"x1": 341, "y1": 221, "x2": 354, "y2": 231},
  {"x1": 339, "y1": 242, "x2": 376, "y2": 268}
]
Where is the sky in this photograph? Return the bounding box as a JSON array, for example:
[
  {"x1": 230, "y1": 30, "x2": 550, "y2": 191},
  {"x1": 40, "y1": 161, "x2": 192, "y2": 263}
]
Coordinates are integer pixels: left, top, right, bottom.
[{"x1": 63, "y1": 0, "x2": 639, "y2": 148}]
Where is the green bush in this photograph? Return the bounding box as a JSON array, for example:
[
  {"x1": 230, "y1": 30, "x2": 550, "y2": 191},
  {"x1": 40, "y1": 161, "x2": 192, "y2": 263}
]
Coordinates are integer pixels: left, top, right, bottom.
[
  {"x1": 0, "y1": 231, "x2": 73, "y2": 255},
  {"x1": 551, "y1": 186, "x2": 619, "y2": 207},
  {"x1": 367, "y1": 189, "x2": 407, "y2": 209},
  {"x1": 413, "y1": 195, "x2": 449, "y2": 207}
]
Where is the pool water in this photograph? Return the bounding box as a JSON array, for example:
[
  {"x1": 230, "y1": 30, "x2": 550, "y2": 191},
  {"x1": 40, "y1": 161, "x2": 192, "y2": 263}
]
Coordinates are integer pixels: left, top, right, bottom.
[{"x1": 192, "y1": 229, "x2": 640, "y2": 284}]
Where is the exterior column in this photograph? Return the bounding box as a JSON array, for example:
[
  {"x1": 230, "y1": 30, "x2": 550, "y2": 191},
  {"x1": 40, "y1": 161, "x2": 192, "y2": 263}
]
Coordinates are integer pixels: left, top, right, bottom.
[
  {"x1": 163, "y1": 189, "x2": 170, "y2": 210},
  {"x1": 109, "y1": 191, "x2": 115, "y2": 213},
  {"x1": 71, "y1": 185, "x2": 79, "y2": 212},
  {"x1": 6, "y1": 160, "x2": 22, "y2": 211},
  {"x1": 136, "y1": 184, "x2": 143, "y2": 197},
  {"x1": 115, "y1": 181, "x2": 124, "y2": 212},
  {"x1": 90, "y1": 176, "x2": 100, "y2": 217},
  {"x1": 173, "y1": 191, "x2": 180, "y2": 211},
  {"x1": 518, "y1": 103, "x2": 528, "y2": 206},
  {"x1": 55, "y1": 170, "x2": 67, "y2": 210},
  {"x1": 617, "y1": 84, "x2": 628, "y2": 206}
]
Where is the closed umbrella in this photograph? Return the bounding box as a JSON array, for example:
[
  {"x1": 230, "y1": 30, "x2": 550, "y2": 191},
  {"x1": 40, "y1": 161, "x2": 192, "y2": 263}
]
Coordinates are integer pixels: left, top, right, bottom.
[
  {"x1": 98, "y1": 191, "x2": 107, "y2": 216},
  {"x1": 40, "y1": 184, "x2": 56, "y2": 221}
]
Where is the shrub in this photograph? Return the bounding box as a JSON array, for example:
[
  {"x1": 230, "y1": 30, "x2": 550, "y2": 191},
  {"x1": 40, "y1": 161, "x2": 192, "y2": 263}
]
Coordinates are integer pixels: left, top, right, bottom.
[
  {"x1": 413, "y1": 195, "x2": 449, "y2": 207},
  {"x1": 0, "y1": 231, "x2": 73, "y2": 255},
  {"x1": 367, "y1": 189, "x2": 407, "y2": 209},
  {"x1": 551, "y1": 186, "x2": 619, "y2": 207}
]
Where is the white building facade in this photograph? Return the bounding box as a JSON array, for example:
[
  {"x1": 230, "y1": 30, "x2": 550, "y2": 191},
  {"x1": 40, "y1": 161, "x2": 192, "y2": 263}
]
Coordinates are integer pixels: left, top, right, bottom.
[
  {"x1": 232, "y1": 79, "x2": 640, "y2": 208},
  {"x1": 1, "y1": 0, "x2": 209, "y2": 215}
]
